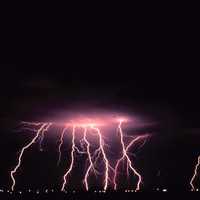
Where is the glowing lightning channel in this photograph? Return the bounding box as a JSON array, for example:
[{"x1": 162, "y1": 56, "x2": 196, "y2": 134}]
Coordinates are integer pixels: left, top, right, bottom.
[
  {"x1": 91, "y1": 125, "x2": 109, "y2": 191},
  {"x1": 10, "y1": 123, "x2": 52, "y2": 191},
  {"x1": 61, "y1": 125, "x2": 76, "y2": 191},
  {"x1": 83, "y1": 127, "x2": 97, "y2": 191},
  {"x1": 190, "y1": 155, "x2": 200, "y2": 191},
  {"x1": 57, "y1": 127, "x2": 68, "y2": 166},
  {"x1": 113, "y1": 120, "x2": 144, "y2": 192}
]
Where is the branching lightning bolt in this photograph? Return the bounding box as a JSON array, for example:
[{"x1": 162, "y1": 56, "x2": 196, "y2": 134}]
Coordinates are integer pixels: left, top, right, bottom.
[
  {"x1": 10, "y1": 122, "x2": 52, "y2": 191},
  {"x1": 83, "y1": 127, "x2": 96, "y2": 191},
  {"x1": 11, "y1": 117, "x2": 149, "y2": 192},
  {"x1": 91, "y1": 126, "x2": 109, "y2": 191},
  {"x1": 113, "y1": 120, "x2": 147, "y2": 192},
  {"x1": 57, "y1": 127, "x2": 67, "y2": 166}
]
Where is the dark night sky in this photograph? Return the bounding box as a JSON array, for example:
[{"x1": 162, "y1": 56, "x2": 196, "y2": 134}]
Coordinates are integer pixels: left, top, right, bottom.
[{"x1": 0, "y1": 28, "x2": 200, "y2": 191}]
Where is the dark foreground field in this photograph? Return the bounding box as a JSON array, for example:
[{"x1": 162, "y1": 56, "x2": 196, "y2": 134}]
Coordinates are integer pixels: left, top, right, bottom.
[{"x1": 0, "y1": 191, "x2": 199, "y2": 200}]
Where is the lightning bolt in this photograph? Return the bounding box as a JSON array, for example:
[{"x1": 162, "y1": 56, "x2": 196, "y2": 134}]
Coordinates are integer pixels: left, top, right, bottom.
[
  {"x1": 10, "y1": 122, "x2": 52, "y2": 191},
  {"x1": 113, "y1": 120, "x2": 147, "y2": 192},
  {"x1": 83, "y1": 127, "x2": 93, "y2": 191},
  {"x1": 11, "y1": 118, "x2": 149, "y2": 191},
  {"x1": 57, "y1": 127, "x2": 67, "y2": 166},
  {"x1": 190, "y1": 155, "x2": 200, "y2": 191},
  {"x1": 83, "y1": 127, "x2": 101, "y2": 191},
  {"x1": 61, "y1": 125, "x2": 76, "y2": 191},
  {"x1": 91, "y1": 125, "x2": 109, "y2": 191}
]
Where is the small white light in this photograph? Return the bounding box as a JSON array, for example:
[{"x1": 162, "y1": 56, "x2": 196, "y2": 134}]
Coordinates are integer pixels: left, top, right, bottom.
[
  {"x1": 0, "y1": 189, "x2": 3, "y2": 192},
  {"x1": 162, "y1": 189, "x2": 167, "y2": 192},
  {"x1": 196, "y1": 188, "x2": 199, "y2": 191},
  {"x1": 19, "y1": 191, "x2": 22, "y2": 194}
]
